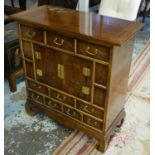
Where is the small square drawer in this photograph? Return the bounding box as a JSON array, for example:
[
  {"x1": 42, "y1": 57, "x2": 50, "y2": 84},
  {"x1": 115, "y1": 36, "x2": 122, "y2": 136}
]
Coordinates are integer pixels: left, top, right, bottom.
[
  {"x1": 47, "y1": 32, "x2": 74, "y2": 52},
  {"x1": 77, "y1": 41, "x2": 110, "y2": 62},
  {"x1": 94, "y1": 86, "x2": 106, "y2": 107},
  {"x1": 25, "y1": 61, "x2": 34, "y2": 78},
  {"x1": 45, "y1": 98, "x2": 62, "y2": 112},
  {"x1": 83, "y1": 115, "x2": 102, "y2": 130},
  {"x1": 76, "y1": 101, "x2": 104, "y2": 119},
  {"x1": 28, "y1": 90, "x2": 43, "y2": 104},
  {"x1": 50, "y1": 90, "x2": 75, "y2": 107},
  {"x1": 27, "y1": 80, "x2": 48, "y2": 95},
  {"x1": 22, "y1": 40, "x2": 32, "y2": 59},
  {"x1": 95, "y1": 63, "x2": 108, "y2": 86},
  {"x1": 63, "y1": 106, "x2": 81, "y2": 120},
  {"x1": 20, "y1": 25, "x2": 44, "y2": 42}
]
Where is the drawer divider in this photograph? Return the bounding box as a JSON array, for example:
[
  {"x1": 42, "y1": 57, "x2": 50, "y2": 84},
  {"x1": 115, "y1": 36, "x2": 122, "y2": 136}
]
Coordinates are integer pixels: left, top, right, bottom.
[
  {"x1": 48, "y1": 88, "x2": 51, "y2": 97},
  {"x1": 31, "y1": 43, "x2": 36, "y2": 80},
  {"x1": 91, "y1": 61, "x2": 96, "y2": 105},
  {"x1": 94, "y1": 83, "x2": 107, "y2": 90},
  {"x1": 74, "y1": 39, "x2": 77, "y2": 54},
  {"x1": 44, "y1": 31, "x2": 47, "y2": 45}
]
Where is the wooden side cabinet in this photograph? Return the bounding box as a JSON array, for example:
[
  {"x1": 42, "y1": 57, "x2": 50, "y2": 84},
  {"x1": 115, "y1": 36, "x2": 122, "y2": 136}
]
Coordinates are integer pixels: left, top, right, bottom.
[{"x1": 11, "y1": 5, "x2": 143, "y2": 152}]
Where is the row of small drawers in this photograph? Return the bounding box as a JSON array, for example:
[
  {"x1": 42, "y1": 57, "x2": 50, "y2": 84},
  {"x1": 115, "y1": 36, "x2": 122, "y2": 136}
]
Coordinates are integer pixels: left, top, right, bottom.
[
  {"x1": 20, "y1": 25, "x2": 110, "y2": 63},
  {"x1": 27, "y1": 79, "x2": 104, "y2": 129},
  {"x1": 28, "y1": 89, "x2": 103, "y2": 131}
]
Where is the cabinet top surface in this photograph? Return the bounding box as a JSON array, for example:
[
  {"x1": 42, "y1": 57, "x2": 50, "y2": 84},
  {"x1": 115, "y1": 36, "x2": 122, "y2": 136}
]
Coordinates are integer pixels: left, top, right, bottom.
[{"x1": 11, "y1": 5, "x2": 143, "y2": 46}]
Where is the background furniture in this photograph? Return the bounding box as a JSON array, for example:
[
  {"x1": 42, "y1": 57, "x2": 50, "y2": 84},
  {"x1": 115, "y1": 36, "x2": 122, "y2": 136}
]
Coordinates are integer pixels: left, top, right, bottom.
[
  {"x1": 77, "y1": 0, "x2": 101, "y2": 12},
  {"x1": 38, "y1": 0, "x2": 78, "y2": 9},
  {"x1": 138, "y1": 0, "x2": 150, "y2": 23},
  {"x1": 99, "y1": 0, "x2": 142, "y2": 21},
  {"x1": 4, "y1": 36, "x2": 23, "y2": 92},
  {"x1": 38, "y1": 0, "x2": 101, "y2": 11},
  {"x1": 5, "y1": 0, "x2": 26, "y2": 24},
  {"x1": 11, "y1": 5, "x2": 142, "y2": 152},
  {"x1": 4, "y1": 0, "x2": 26, "y2": 92}
]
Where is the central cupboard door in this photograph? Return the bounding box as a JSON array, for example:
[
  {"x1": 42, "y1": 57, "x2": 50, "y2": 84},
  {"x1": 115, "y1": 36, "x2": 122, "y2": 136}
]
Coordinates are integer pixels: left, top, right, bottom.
[{"x1": 33, "y1": 44, "x2": 93, "y2": 101}]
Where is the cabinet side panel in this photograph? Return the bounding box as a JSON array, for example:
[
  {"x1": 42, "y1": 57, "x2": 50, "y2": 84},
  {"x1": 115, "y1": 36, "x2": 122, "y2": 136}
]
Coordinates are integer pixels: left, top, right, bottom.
[{"x1": 105, "y1": 38, "x2": 134, "y2": 131}]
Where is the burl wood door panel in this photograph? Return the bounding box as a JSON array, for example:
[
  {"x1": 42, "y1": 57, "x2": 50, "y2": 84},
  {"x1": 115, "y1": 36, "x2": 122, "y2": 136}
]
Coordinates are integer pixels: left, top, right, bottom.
[{"x1": 33, "y1": 44, "x2": 93, "y2": 101}]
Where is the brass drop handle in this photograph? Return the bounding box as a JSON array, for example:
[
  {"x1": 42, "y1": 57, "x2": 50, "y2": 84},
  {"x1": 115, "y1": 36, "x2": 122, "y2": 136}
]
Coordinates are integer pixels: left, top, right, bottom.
[
  {"x1": 85, "y1": 47, "x2": 98, "y2": 56},
  {"x1": 25, "y1": 30, "x2": 36, "y2": 38},
  {"x1": 53, "y1": 37, "x2": 64, "y2": 46},
  {"x1": 56, "y1": 94, "x2": 66, "y2": 102},
  {"x1": 31, "y1": 93, "x2": 39, "y2": 101},
  {"x1": 66, "y1": 109, "x2": 76, "y2": 117},
  {"x1": 87, "y1": 118, "x2": 97, "y2": 126},
  {"x1": 37, "y1": 86, "x2": 42, "y2": 89},
  {"x1": 84, "y1": 105, "x2": 94, "y2": 114},
  {"x1": 47, "y1": 101, "x2": 57, "y2": 108},
  {"x1": 32, "y1": 83, "x2": 42, "y2": 89},
  {"x1": 52, "y1": 103, "x2": 57, "y2": 108},
  {"x1": 32, "y1": 83, "x2": 37, "y2": 87}
]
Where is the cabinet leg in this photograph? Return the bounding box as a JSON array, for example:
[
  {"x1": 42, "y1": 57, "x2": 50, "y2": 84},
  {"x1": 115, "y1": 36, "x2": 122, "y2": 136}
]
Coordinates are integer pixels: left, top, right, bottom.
[
  {"x1": 25, "y1": 101, "x2": 38, "y2": 116},
  {"x1": 97, "y1": 139, "x2": 105, "y2": 152}
]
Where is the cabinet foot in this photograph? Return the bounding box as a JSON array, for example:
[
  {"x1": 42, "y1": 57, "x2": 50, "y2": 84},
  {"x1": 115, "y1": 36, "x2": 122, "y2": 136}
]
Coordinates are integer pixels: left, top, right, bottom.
[
  {"x1": 97, "y1": 140, "x2": 105, "y2": 152},
  {"x1": 25, "y1": 101, "x2": 39, "y2": 116}
]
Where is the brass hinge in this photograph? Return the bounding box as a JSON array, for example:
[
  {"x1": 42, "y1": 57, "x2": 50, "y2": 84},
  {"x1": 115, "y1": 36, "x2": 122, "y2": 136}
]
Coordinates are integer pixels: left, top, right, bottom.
[
  {"x1": 82, "y1": 86, "x2": 90, "y2": 95},
  {"x1": 36, "y1": 69, "x2": 43, "y2": 76},
  {"x1": 83, "y1": 67, "x2": 91, "y2": 77}
]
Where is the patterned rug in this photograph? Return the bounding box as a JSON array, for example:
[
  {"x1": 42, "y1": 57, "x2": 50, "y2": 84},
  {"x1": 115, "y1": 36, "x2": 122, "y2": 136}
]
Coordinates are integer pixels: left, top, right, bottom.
[{"x1": 52, "y1": 42, "x2": 150, "y2": 155}]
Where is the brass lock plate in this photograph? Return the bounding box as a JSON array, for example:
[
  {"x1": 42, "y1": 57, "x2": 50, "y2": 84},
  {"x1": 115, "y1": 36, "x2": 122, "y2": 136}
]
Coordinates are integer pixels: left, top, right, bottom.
[
  {"x1": 36, "y1": 69, "x2": 43, "y2": 76},
  {"x1": 83, "y1": 67, "x2": 91, "y2": 77},
  {"x1": 57, "y1": 64, "x2": 64, "y2": 79},
  {"x1": 82, "y1": 86, "x2": 90, "y2": 95}
]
